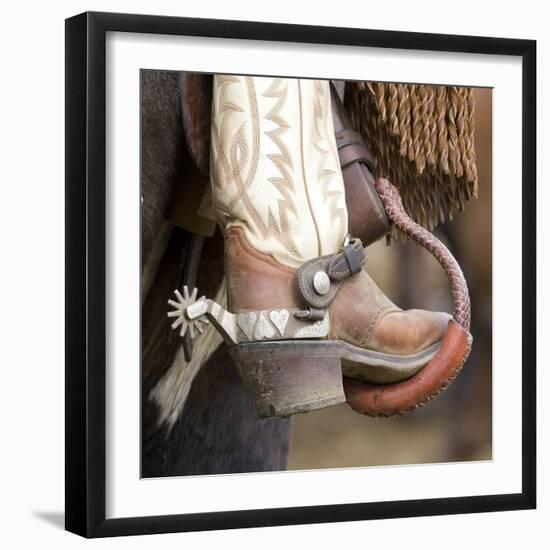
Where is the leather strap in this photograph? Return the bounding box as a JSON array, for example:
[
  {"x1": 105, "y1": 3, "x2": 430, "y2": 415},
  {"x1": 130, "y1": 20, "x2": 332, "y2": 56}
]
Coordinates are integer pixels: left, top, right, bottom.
[
  {"x1": 179, "y1": 232, "x2": 205, "y2": 361},
  {"x1": 335, "y1": 129, "x2": 375, "y2": 170},
  {"x1": 296, "y1": 239, "x2": 366, "y2": 310},
  {"x1": 329, "y1": 83, "x2": 390, "y2": 247},
  {"x1": 327, "y1": 238, "x2": 364, "y2": 280}
]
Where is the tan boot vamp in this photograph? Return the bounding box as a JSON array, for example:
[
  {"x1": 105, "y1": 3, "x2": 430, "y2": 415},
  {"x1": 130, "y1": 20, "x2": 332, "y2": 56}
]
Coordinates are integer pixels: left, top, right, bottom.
[
  {"x1": 329, "y1": 270, "x2": 451, "y2": 355},
  {"x1": 226, "y1": 227, "x2": 450, "y2": 354}
]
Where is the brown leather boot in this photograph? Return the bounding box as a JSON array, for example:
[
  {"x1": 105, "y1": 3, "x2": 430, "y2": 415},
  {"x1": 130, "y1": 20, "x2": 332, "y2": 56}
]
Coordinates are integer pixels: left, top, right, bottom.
[
  {"x1": 224, "y1": 226, "x2": 450, "y2": 386},
  {"x1": 168, "y1": 75, "x2": 463, "y2": 418}
]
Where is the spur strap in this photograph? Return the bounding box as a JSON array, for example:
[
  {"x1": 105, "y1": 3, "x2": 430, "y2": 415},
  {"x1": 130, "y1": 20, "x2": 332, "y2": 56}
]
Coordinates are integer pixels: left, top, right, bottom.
[{"x1": 296, "y1": 238, "x2": 366, "y2": 311}]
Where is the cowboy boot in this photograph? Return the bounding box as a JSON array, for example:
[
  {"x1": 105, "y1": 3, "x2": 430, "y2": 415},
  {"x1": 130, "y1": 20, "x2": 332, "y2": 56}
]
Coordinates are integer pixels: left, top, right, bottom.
[{"x1": 169, "y1": 75, "x2": 454, "y2": 418}]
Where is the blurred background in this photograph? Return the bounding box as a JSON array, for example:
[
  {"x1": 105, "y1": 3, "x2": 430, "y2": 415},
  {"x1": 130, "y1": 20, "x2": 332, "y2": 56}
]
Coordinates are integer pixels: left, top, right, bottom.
[{"x1": 287, "y1": 88, "x2": 492, "y2": 469}]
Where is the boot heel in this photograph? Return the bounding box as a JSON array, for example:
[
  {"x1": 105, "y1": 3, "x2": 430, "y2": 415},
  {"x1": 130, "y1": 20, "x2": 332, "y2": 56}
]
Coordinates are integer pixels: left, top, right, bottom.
[{"x1": 229, "y1": 341, "x2": 345, "y2": 418}]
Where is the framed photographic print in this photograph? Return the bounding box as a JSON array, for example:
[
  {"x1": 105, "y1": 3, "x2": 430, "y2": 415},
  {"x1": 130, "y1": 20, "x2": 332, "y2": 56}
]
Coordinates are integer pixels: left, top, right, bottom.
[{"x1": 65, "y1": 11, "x2": 536, "y2": 537}]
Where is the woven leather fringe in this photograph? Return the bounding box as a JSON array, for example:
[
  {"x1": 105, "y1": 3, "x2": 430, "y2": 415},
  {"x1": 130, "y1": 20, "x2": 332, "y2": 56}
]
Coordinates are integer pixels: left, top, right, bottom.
[{"x1": 345, "y1": 82, "x2": 478, "y2": 235}]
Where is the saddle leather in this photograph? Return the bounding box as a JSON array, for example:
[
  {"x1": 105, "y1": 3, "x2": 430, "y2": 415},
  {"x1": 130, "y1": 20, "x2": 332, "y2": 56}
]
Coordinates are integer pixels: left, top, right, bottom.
[
  {"x1": 329, "y1": 82, "x2": 391, "y2": 246},
  {"x1": 180, "y1": 73, "x2": 213, "y2": 177},
  {"x1": 335, "y1": 129, "x2": 375, "y2": 169}
]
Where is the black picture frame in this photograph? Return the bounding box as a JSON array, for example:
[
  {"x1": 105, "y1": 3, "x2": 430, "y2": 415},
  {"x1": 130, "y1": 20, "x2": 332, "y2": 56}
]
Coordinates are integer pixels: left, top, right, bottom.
[{"x1": 65, "y1": 11, "x2": 536, "y2": 538}]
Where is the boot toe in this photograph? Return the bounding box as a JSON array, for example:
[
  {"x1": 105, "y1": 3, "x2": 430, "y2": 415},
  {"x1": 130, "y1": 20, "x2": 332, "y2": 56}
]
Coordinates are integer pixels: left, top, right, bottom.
[{"x1": 372, "y1": 309, "x2": 452, "y2": 356}]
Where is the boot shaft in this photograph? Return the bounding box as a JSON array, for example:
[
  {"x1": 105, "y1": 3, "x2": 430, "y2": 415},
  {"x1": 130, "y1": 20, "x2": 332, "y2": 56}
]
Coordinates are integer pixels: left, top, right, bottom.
[{"x1": 210, "y1": 75, "x2": 348, "y2": 269}]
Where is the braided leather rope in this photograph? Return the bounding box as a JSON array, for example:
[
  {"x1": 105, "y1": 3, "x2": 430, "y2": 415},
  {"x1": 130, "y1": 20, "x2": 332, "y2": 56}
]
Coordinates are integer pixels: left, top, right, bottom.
[{"x1": 374, "y1": 178, "x2": 471, "y2": 332}]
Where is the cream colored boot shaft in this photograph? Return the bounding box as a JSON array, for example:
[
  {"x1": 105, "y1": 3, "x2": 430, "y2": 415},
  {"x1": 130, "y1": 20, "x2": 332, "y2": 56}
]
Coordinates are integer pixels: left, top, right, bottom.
[{"x1": 210, "y1": 75, "x2": 348, "y2": 268}]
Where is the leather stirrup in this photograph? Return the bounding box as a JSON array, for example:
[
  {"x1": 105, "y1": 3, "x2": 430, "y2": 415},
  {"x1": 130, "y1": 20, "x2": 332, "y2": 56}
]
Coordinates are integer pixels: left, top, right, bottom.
[{"x1": 343, "y1": 178, "x2": 472, "y2": 416}]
